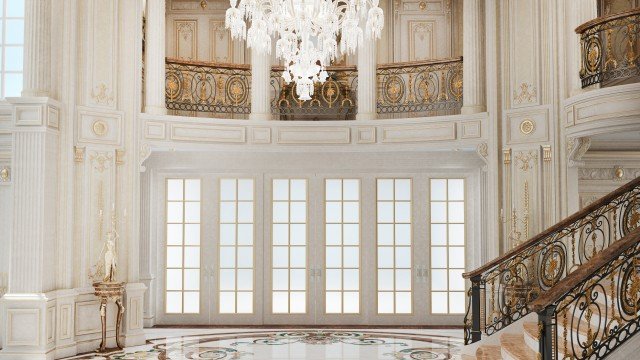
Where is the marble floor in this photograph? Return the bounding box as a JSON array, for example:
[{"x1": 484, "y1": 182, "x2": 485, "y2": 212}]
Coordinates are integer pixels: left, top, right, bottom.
[{"x1": 63, "y1": 328, "x2": 463, "y2": 360}]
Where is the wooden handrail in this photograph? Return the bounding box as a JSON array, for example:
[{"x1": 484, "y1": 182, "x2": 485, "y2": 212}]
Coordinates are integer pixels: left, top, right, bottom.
[
  {"x1": 165, "y1": 57, "x2": 464, "y2": 72},
  {"x1": 270, "y1": 64, "x2": 358, "y2": 72},
  {"x1": 575, "y1": 7, "x2": 640, "y2": 34},
  {"x1": 376, "y1": 56, "x2": 463, "y2": 70},
  {"x1": 463, "y1": 176, "x2": 640, "y2": 279},
  {"x1": 529, "y1": 226, "x2": 640, "y2": 313},
  {"x1": 165, "y1": 57, "x2": 251, "y2": 70}
]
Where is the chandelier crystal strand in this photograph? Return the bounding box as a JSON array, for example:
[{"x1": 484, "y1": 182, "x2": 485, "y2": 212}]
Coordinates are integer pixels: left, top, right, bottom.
[{"x1": 226, "y1": 0, "x2": 384, "y2": 100}]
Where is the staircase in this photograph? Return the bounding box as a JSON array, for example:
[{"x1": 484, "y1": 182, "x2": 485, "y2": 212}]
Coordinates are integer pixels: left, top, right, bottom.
[{"x1": 462, "y1": 177, "x2": 640, "y2": 359}]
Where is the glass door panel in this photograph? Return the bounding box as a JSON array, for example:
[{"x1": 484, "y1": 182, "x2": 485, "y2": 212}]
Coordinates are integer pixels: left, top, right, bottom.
[
  {"x1": 210, "y1": 176, "x2": 263, "y2": 325},
  {"x1": 159, "y1": 177, "x2": 210, "y2": 325},
  {"x1": 315, "y1": 178, "x2": 366, "y2": 325},
  {"x1": 264, "y1": 177, "x2": 315, "y2": 324}
]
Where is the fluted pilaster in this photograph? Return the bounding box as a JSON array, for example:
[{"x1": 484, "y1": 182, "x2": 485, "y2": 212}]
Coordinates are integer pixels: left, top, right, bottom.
[
  {"x1": 144, "y1": 0, "x2": 167, "y2": 114},
  {"x1": 356, "y1": 34, "x2": 377, "y2": 120},
  {"x1": 250, "y1": 49, "x2": 271, "y2": 120},
  {"x1": 10, "y1": 128, "x2": 59, "y2": 293},
  {"x1": 21, "y1": 0, "x2": 52, "y2": 97},
  {"x1": 462, "y1": 0, "x2": 486, "y2": 114}
]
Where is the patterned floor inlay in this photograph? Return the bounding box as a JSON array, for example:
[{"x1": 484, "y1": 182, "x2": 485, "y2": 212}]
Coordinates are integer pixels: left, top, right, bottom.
[{"x1": 63, "y1": 330, "x2": 463, "y2": 359}]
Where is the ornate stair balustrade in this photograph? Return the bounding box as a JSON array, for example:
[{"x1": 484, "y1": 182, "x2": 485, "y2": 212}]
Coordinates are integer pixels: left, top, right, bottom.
[
  {"x1": 165, "y1": 58, "x2": 251, "y2": 116},
  {"x1": 270, "y1": 66, "x2": 358, "y2": 121},
  {"x1": 532, "y1": 226, "x2": 640, "y2": 360},
  {"x1": 463, "y1": 177, "x2": 640, "y2": 345},
  {"x1": 376, "y1": 57, "x2": 463, "y2": 118},
  {"x1": 577, "y1": 8, "x2": 640, "y2": 88}
]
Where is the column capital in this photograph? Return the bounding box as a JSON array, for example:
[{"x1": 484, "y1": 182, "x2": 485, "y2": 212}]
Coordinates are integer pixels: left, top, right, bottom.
[{"x1": 7, "y1": 97, "x2": 61, "y2": 130}]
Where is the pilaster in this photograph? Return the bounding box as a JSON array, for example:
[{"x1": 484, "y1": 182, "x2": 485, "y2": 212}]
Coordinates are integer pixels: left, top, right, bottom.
[
  {"x1": 144, "y1": 0, "x2": 167, "y2": 115},
  {"x1": 249, "y1": 49, "x2": 272, "y2": 121},
  {"x1": 122, "y1": 283, "x2": 146, "y2": 347},
  {"x1": 461, "y1": 0, "x2": 486, "y2": 114},
  {"x1": 356, "y1": 30, "x2": 377, "y2": 120},
  {"x1": 22, "y1": 0, "x2": 52, "y2": 97}
]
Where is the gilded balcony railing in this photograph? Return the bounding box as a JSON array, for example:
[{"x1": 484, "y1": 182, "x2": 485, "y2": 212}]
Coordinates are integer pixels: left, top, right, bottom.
[
  {"x1": 576, "y1": 8, "x2": 640, "y2": 88},
  {"x1": 270, "y1": 66, "x2": 358, "y2": 120},
  {"x1": 165, "y1": 58, "x2": 251, "y2": 115},
  {"x1": 463, "y1": 177, "x2": 640, "y2": 345},
  {"x1": 376, "y1": 57, "x2": 463, "y2": 118}
]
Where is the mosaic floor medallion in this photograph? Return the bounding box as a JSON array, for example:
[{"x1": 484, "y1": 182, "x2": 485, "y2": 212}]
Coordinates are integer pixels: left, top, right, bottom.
[{"x1": 63, "y1": 330, "x2": 462, "y2": 360}]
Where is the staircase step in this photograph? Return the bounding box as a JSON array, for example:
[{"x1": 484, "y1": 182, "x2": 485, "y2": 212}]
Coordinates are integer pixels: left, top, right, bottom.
[
  {"x1": 500, "y1": 333, "x2": 539, "y2": 360},
  {"x1": 475, "y1": 345, "x2": 502, "y2": 360}
]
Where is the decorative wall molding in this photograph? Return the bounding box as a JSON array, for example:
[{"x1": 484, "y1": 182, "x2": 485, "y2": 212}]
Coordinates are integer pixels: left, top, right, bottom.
[
  {"x1": 141, "y1": 113, "x2": 488, "y2": 150},
  {"x1": 77, "y1": 107, "x2": 124, "y2": 146},
  {"x1": 515, "y1": 150, "x2": 538, "y2": 172},
  {"x1": 565, "y1": 83, "x2": 640, "y2": 137},
  {"x1": 209, "y1": 20, "x2": 232, "y2": 62},
  {"x1": 512, "y1": 83, "x2": 538, "y2": 105},
  {"x1": 505, "y1": 107, "x2": 549, "y2": 145},
  {"x1": 6, "y1": 309, "x2": 41, "y2": 346},
  {"x1": 175, "y1": 20, "x2": 197, "y2": 60},
  {"x1": 567, "y1": 136, "x2": 591, "y2": 168},
  {"x1": 578, "y1": 167, "x2": 640, "y2": 181}
]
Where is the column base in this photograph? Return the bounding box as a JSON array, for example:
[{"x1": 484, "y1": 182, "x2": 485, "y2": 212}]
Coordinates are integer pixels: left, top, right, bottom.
[
  {"x1": 249, "y1": 112, "x2": 272, "y2": 121},
  {"x1": 0, "y1": 294, "x2": 56, "y2": 360},
  {"x1": 461, "y1": 105, "x2": 486, "y2": 115},
  {"x1": 356, "y1": 112, "x2": 377, "y2": 121},
  {"x1": 123, "y1": 283, "x2": 147, "y2": 347},
  {"x1": 144, "y1": 105, "x2": 167, "y2": 115}
]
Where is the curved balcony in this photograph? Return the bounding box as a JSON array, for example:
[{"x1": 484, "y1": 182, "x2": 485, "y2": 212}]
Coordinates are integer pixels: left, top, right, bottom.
[
  {"x1": 376, "y1": 57, "x2": 463, "y2": 119},
  {"x1": 270, "y1": 65, "x2": 358, "y2": 121},
  {"x1": 164, "y1": 57, "x2": 463, "y2": 121},
  {"x1": 576, "y1": 8, "x2": 640, "y2": 88},
  {"x1": 165, "y1": 58, "x2": 252, "y2": 116}
]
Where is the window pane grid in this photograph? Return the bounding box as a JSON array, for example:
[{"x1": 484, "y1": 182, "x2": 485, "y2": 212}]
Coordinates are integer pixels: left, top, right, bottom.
[
  {"x1": 1, "y1": 0, "x2": 24, "y2": 98},
  {"x1": 220, "y1": 179, "x2": 254, "y2": 314},
  {"x1": 166, "y1": 179, "x2": 201, "y2": 314},
  {"x1": 377, "y1": 179, "x2": 412, "y2": 314},
  {"x1": 430, "y1": 179, "x2": 466, "y2": 314},
  {"x1": 272, "y1": 179, "x2": 307, "y2": 314},
  {"x1": 325, "y1": 179, "x2": 360, "y2": 314}
]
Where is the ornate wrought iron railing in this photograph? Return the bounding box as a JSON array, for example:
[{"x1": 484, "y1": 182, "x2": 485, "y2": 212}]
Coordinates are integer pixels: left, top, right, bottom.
[
  {"x1": 376, "y1": 57, "x2": 463, "y2": 118},
  {"x1": 463, "y1": 176, "x2": 640, "y2": 345},
  {"x1": 576, "y1": 8, "x2": 640, "y2": 88},
  {"x1": 270, "y1": 66, "x2": 358, "y2": 120},
  {"x1": 532, "y1": 226, "x2": 640, "y2": 360},
  {"x1": 165, "y1": 58, "x2": 251, "y2": 115}
]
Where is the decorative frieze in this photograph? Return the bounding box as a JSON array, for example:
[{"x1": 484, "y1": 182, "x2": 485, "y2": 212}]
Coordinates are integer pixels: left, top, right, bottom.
[{"x1": 578, "y1": 167, "x2": 640, "y2": 181}]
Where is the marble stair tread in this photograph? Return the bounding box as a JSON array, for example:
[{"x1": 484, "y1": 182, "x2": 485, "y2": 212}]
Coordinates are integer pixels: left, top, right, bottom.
[
  {"x1": 475, "y1": 345, "x2": 503, "y2": 360},
  {"x1": 500, "y1": 333, "x2": 538, "y2": 360},
  {"x1": 522, "y1": 322, "x2": 539, "y2": 340}
]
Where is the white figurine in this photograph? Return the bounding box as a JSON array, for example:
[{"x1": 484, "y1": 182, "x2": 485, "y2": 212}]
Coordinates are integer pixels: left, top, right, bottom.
[{"x1": 103, "y1": 235, "x2": 117, "y2": 282}]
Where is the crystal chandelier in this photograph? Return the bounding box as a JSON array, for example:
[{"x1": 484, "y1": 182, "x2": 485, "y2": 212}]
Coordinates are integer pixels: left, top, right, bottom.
[{"x1": 225, "y1": 0, "x2": 384, "y2": 100}]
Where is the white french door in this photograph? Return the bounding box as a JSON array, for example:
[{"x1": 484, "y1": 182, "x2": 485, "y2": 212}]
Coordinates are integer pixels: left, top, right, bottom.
[{"x1": 156, "y1": 172, "x2": 469, "y2": 326}]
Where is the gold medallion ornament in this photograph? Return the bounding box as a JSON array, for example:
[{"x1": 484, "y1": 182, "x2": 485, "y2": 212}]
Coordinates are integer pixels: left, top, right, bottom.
[
  {"x1": 0, "y1": 167, "x2": 9, "y2": 182},
  {"x1": 92, "y1": 120, "x2": 108, "y2": 136},
  {"x1": 519, "y1": 119, "x2": 535, "y2": 135}
]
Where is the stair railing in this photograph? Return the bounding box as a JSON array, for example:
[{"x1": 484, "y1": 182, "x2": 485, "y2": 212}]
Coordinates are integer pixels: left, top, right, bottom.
[
  {"x1": 531, "y1": 226, "x2": 640, "y2": 360},
  {"x1": 463, "y1": 177, "x2": 640, "y2": 344}
]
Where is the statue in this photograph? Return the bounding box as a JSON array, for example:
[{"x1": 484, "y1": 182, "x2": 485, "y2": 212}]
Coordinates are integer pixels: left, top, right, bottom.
[
  {"x1": 89, "y1": 207, "x2": 119, "y2": 284},
  {"x1": 102, "y1": 230, "x2": 118, "y2": 283}
]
